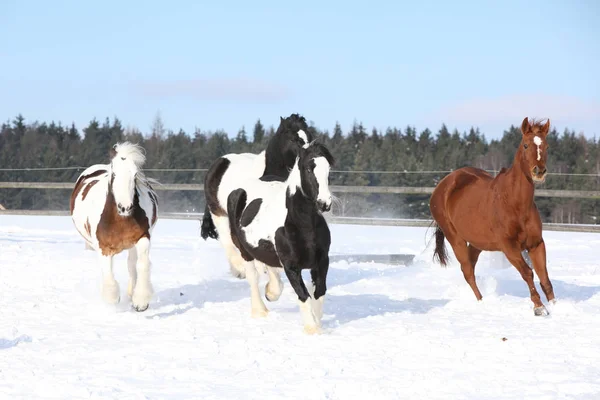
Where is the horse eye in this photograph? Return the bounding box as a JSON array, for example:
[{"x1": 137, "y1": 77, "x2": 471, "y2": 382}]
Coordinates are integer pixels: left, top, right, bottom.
[
  {"x1": 121, "y1": 157, "x2": 126, "y2": 160},
  {"x1": 524, "y1": 144, "x2": 528, "y2": 149}
]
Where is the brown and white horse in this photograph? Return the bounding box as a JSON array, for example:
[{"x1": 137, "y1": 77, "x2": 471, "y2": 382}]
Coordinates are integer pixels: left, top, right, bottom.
[{"x1": 70, "y1": 142, "x2": 158, "y2": 312}]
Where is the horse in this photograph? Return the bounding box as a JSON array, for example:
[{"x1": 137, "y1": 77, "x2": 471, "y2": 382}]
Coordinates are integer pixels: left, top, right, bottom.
[
  {"x1": 201, "y1": 113, "x2": 314, "y2": 295},
  {"x1": 227, "y1": 141, "x2": 335, "y2": 334},
  {"x1": 429, "y1": 117, "x2": 555, "y2": 316},
  {"x1": 70, "y1": 142, "x2": 159, "y2": 312}
]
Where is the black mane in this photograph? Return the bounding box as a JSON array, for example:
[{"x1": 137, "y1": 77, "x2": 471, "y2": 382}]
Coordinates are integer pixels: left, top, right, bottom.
[
  {"x1": 261, "y1": 113, "x2": 314, "y2": 180},
  {"x1": 301, "y1": 141, "x2": 336, "y2": 168}
]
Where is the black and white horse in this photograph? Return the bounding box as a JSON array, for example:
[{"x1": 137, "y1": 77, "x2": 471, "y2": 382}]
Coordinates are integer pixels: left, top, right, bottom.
[
  {"x1": 227, "y1": 141, "x2": 335, "y2": 334},
  {"x1": 201, "y1": 114, "x2": 313, "y2": 284}
]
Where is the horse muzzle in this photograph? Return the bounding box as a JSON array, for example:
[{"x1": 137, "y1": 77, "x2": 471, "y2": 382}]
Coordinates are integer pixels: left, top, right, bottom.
[
  {"x1": 117, "y1": 202, "x2": 133, "y2": 216},
  {"x1": 317, "y1": 200, "x2": 332, "y2": 213},
  {"x1": 531, "y1": 166, "x2": 547, "y2": 183}
]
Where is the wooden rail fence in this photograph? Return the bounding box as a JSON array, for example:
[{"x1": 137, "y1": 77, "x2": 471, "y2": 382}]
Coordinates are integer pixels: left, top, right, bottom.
[
  {"x1": 2, "y1": 182, "x2": 600, "y2": 232},
  {"x1": 2, "y1": 181, "x2": 600, "y2": 199}
]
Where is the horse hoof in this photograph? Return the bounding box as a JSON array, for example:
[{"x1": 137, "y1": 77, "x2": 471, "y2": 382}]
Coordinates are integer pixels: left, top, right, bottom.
[
  {"x1": 102, "y1": 287, "x2": 120, "y2": 305},
  {"x1": 265, "y1": 290, "x2": 282, "y2": 302},
  {"x1": 303, "y1": 325, "x2": 321, "y2": 335},
  {"x1": 550, "y1": 298, "x2": 557, "y2": 305},
  {"x1": 534, "y1": 306, "x2": 549, "y2": 316},
  {"x1": 133, "y1": 303, "x2": 149, "y2": 312}
]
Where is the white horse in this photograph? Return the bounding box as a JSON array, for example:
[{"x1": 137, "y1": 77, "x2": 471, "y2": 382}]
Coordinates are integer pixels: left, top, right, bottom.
[{"x1": 70, "y1": 142, "x2": 158, "y2": 312}]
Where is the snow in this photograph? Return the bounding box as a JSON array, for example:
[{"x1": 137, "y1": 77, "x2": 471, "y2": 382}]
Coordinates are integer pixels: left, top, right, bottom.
[{"x1": 1, "y1": 215, "x2": 600, "y2": 399}]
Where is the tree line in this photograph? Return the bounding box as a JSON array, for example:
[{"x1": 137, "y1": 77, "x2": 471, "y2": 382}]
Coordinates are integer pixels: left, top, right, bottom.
[{"x1": 0, "y1": 114, "x2": 598, "y2": 224}]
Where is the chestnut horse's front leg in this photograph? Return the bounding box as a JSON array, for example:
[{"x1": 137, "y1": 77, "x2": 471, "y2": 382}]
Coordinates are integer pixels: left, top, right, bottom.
[
  {"x1": 503, "y1": 244, "x2": 548, "y2": 316},
  {"x1": 527, "y1": 240, "x2": 556, "y2": 304}
]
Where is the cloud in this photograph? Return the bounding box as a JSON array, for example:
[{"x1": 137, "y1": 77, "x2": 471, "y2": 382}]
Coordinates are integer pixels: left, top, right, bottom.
[
  {"x1": 435, "y1": 94, "x2": 600, "y2": 129},
  {"x1": 132, "y1": 78, "x2": 291, "y2": 103}
]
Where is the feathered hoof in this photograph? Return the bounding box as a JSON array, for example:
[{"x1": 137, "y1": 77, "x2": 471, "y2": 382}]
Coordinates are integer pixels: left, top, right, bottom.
[
  {"x1": 303, "y1": 325, "x2": 321, "y2": 335},
  {"x1": 230, "y1": 266, "x2": 246, "y2": 280},
  {"x1": 265, "y1": 283, "x2": 283, "y2": 302},
  {"x1": 102, "y1": 281, "x2": 120, "y2": 305},
  {"x1": 132, "y1": 303, "x2": 149, "y2": 312},
  {"x1": 251, "y1": 308, "x2": 269, "y2": 318},
  {"x1": 265, "y1": 291, "x2": 281, "y2": 302},
  {"x1": 131, "y1": 289, "x2": 152, "y2": 312},
  {"x1": 534, "y1": 305, "x2": 549, "y2": 316}
]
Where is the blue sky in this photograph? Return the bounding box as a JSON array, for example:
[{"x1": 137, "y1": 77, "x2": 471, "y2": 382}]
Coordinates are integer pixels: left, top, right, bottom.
[{"x1": 1, "y1": 0, "x2": 598, "y2": 139}]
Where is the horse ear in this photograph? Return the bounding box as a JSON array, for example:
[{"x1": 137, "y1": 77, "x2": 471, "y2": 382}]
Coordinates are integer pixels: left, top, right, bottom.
[
  {"x1": 110, "y1": 146, "x2": 117, "y2": 159},
  {"x1": 541, "y1": 119, "x2": 550, "y2": 135},
  {"x1": 521, "y1": 117, "x2": 530, "y2": 135}
]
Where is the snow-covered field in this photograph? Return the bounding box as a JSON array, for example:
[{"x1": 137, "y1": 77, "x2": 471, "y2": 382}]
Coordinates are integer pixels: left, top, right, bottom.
[{"x1": 1, "y1": 215, "x2": 600, "y2": 399}]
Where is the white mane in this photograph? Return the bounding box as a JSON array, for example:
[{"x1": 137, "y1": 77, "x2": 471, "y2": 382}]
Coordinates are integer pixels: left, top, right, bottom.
[{"x1": 113, "y1": 142, "x2": 146, "y2": 168}]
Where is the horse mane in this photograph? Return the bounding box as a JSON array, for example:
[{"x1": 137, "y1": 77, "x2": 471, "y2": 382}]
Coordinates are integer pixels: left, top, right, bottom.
[
  {"x1": 262, "y1": 113, "x2": 313, "y2": 179},
  {"x1": 112, "y1": 142, "x2": 147, "y2": 169},
  {"x1": 111, "y1": 141, "x2": 160, "y2": 194},
  {"x1": 522, "y1": 118, "x2": 550, "y2": 135},
  {"x1": 527, "y1": 118, "x2": 549, "y2": 129},
  {"x1": 303, "y1": 141, "x2": 336, "y2": 167},
  {"x1": 280, "y1": 113, "x2": 307, "y2": 128}
]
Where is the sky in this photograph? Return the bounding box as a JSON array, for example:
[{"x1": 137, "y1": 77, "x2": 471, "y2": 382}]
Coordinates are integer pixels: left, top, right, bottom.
[{"x1": 1, "y1": 0, "x2": 598, "y2": 140}]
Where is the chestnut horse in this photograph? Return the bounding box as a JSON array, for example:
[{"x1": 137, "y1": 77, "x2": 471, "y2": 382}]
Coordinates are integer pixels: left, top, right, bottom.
[{"x1": 429, "y1": 117, "x2": 555, "y2": 316}]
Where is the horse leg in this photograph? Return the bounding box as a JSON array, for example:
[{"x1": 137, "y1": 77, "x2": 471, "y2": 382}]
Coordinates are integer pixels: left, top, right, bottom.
[
  {"x1": 446, "y1": 232, "x2": 483, "y2": 301},
  {"x1": 310, "y1": 255, "x2": 329, "y2": 322},
  {"x1": 131, "y1": 237, "x2": 153, "y2": 312},
  {"x1": 503, "y1": 245, "x2": 547, "y2": 316},
  {"x1": 243, "y1": 260, "x2": 269, "y2": 318},
  {"x1": 127, "y1": 246, "x2": 137, "y2": 299},
  {"x1": 265, "y1": 266, "x2": 283, "y2": 302},
  {"x1": 213, "y1": 214, "x2": 246, "y2": 279},
  {"x1": 527, "y1": 240, "x2": 556, "y2": 304},
  {"x1": 99, "y1": 253, "x2": 120, "y2": 304},
  {"x1": 283, "y1": 263, "x2": 320, "y2": 334}
]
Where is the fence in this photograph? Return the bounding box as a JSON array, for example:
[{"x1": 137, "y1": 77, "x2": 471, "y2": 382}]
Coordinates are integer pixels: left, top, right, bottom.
[
  {"x1": 1, "y1": 181, "x2": 600, "y2": 233},
  {"x1": 2, "y1": 181, "x2": 600, "y2": 198}
]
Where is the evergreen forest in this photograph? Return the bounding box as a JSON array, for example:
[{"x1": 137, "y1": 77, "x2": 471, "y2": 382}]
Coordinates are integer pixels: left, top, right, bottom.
[{"x1": 1, "y1": 114, "x2": 598, "y2": 224}]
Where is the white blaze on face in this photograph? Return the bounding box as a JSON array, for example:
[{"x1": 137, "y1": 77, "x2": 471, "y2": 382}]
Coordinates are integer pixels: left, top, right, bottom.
[
  {"x1": 297, "y1": 129, "x2": 310, "y2": 149},
  {"x1": 313, "y1": 157, "x2": 332, "y2": 206},
  {"x1": 533, "y1": 136, "x2": 543, "y2": 161},
  {"x1": 111, "y1": 157, "x2": 138, "y2": 214}
]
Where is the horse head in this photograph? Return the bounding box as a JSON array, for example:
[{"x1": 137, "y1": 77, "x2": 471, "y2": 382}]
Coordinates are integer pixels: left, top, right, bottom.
[
  {"x1": 263, "y1": 114, "x2": 315, "y2": 178},
  {"x1": 278, "y1": 113, "x2": 313, "y2": 149},
  {"x1": 296, "y1": 141, "x2": 336, "y2": 212},
  {"x1": 520, "y1": 117, "x2": 550, "y2": 183},
  {"x1": 109, "y1": 142, "x2": 146, "y2": 216}
]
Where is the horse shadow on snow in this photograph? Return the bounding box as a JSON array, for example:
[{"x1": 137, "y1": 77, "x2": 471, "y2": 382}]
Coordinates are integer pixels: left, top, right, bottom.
[
  {"x1": 295, "y1": 265, "x2": 449, "y2": 327},
  {"x1": 494, "y1": 278, "x2": 600, "y2": 302},
  {"x1": 147, "y1": 279, "x2": 249, "y2": 319},
  {"x1": 322, "y1": 295, "x2": 449, "y2": 327},
  {"x1": 0, "y1": 335, "x2": 32, "y2": 350}
]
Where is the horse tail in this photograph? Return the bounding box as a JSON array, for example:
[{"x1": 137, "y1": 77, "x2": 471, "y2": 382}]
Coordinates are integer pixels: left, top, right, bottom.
[
  {"x1": 227, "y1": 189, "x2": 247, "y2": 242},
  {"x1": 201, "y1": 157, "x2": 230, "y2": 240},
  {"x1": 432, "y1": 223, "x2": 449, "y2": 267},
  {"x1": 200, "y1": 204, "x2": 219, "y2": 240},
  {"x1": 226, "y1": 189, "x2": 254, "y2": 276}
]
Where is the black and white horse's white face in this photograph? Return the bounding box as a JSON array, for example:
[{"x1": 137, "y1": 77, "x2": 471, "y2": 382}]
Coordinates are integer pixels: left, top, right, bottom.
[
  {"x1": 109, "y1": 143, "x2": 146, "y2": 216},
  {"x1": 299, "y1": 143, "x2": 335, "y2": 212}
]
